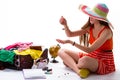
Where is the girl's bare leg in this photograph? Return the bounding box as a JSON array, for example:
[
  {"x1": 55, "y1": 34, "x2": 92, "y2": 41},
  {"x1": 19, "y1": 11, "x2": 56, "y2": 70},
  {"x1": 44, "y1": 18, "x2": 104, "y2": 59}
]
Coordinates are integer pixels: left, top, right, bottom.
[
  {"x1": 77, "y1": 56, "x2": 98, "y2": 72},
  {"x1": 58, "y1": 48, "x2": 98, "y2": 74},
  {"x1": 58, "y1": 48, "x2": 80, "y2": 74}
]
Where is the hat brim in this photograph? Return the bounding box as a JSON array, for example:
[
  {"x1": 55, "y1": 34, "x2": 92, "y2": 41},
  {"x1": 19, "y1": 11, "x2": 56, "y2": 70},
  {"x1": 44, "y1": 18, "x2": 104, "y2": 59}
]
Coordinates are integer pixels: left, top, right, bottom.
[{"x1": 79, "y1": 4, "x2": 114, "y2": 29}]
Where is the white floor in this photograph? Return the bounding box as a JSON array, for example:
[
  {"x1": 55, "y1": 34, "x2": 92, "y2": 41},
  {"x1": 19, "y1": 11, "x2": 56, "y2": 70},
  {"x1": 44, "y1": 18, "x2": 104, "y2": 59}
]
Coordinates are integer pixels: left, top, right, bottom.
[{"x1": 0, "y1": 52, "x2": 120, "y2": 80}]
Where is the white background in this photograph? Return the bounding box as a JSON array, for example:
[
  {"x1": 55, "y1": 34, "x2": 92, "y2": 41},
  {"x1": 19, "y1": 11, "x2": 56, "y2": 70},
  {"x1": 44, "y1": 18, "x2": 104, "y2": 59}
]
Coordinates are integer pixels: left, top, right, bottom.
[
  {"x1": 0, "y1": 0, "x2": 120, "y2": 55},
  {"x1": 0, "y1": 1, "x2": 120, "y2": 80}
]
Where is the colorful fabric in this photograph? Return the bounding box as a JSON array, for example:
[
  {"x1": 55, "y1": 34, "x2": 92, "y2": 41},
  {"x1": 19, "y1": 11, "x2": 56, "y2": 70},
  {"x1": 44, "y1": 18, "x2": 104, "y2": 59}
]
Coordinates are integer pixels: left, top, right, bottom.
[
  {"x1": 79, "y1": 26, "x2": 115, "y2": 74},
  {"x1": 79, "y1": 51, "x2": 115, "y2": 74},
  {"x1": 89, "y1": 26, "x2": 113, "y2": 51},
  {"x1": 79, "y1": 3, "x2": 114, "y2": 29},
  {"x1": 0, "y1": 49, "x2": 15, "y2": 64},
  {"x1": 14, "y1": 49, "x2": 42, "y2": 60},
  {"x1": 4, "y1": 42, "x2": 33, "y2": 51}
]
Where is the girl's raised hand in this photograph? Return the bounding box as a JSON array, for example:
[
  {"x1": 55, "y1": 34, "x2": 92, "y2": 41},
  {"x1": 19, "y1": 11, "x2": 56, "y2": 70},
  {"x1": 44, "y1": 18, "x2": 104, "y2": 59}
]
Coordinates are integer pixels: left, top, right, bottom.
[{"x1": 59, "y1": 16, "x2": 67, "y2": 25}]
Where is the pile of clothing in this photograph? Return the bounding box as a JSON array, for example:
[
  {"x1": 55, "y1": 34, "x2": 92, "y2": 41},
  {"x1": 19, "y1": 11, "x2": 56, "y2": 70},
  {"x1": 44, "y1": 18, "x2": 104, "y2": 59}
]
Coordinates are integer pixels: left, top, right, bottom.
[{"x1": 0, "y1": 42, "x2": 48, "y2": 70}]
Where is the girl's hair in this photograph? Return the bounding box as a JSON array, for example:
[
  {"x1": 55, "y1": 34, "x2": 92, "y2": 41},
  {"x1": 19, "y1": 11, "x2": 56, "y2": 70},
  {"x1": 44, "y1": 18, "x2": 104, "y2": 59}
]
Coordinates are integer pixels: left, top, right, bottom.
[
  {"x1": 79, "y1": 18, "x2": 109, "y2": 47},
  {"x1": 99, "y1": 20, "x2": 109, "y2": 27}
]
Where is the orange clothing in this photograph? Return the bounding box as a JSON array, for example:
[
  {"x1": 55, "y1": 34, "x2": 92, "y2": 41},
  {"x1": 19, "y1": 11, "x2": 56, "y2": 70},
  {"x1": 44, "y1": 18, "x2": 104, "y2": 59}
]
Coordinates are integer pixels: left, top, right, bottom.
[
  {"x1": 79, "y1": 26, "x2": 115, "y2": 75},
  {"x1": 89, "y1": 26, "x2": 113, "y2": 51}
]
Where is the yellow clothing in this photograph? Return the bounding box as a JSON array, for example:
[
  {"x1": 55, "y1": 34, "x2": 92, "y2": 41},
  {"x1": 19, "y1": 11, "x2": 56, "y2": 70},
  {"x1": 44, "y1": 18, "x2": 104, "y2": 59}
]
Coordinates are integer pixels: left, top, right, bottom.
[{"x1": 14, "y1": 49, "x2": 42, "y2": 60}]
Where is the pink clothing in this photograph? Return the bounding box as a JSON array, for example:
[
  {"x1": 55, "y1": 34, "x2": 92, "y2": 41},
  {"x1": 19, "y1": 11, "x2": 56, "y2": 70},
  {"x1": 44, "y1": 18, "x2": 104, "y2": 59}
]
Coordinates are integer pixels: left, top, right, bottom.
[{"x1": 4, "y1": 42, "x2": 33, "y2": 51}]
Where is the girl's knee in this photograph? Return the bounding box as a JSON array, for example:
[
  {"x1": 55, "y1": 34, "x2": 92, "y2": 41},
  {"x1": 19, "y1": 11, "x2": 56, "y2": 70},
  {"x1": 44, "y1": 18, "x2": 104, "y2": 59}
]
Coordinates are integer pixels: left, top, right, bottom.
[
  {"x1": 78, "y1": 56, "x2": 98, "y2": 72},
  {"x1": 79, "y1": 56, "x2": 89, "y2": 62},
  {"x1": 78, "y1": 56, "x2": 94, "y2": 67},
  {"x1": 57, "y1": 48, "x2": 66, "y2": 56},
  {"x1": 78, "y1": 56, "x2": 89, "y2": 67}
]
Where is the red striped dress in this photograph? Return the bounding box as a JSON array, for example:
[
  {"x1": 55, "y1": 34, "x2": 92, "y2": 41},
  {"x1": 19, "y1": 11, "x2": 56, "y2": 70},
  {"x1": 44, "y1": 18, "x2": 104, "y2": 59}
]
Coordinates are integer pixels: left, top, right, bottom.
[{"x1": 79, "y1": 26, "x2": 116, "y2": 75}]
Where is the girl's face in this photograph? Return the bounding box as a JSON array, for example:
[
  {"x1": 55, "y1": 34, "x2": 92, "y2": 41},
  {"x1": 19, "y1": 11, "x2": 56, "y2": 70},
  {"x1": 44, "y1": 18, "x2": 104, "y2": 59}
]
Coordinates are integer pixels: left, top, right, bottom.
[{"x1": 89, "y1": 17, "x2": 98, "y2": 24}]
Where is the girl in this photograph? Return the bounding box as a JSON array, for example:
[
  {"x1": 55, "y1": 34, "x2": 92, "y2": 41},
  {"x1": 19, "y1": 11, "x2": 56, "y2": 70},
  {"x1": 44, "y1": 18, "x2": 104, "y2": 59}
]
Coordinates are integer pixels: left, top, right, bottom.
[{"x1": 56, "y1": 3, "x2": 115, "y2": 78}]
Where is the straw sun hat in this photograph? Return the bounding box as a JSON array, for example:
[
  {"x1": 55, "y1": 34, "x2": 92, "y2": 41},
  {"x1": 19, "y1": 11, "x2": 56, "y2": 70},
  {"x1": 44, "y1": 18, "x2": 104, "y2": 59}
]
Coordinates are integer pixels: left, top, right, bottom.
[{"x1": 79, "y1": 3, "x2": 114, "y2": 29}]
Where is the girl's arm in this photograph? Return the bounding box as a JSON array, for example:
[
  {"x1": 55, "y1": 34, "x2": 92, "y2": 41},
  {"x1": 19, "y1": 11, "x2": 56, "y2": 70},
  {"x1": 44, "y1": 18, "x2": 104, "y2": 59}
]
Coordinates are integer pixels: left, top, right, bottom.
[
  {"x1": 57, "y1": 28, "x2": 112, "y2": 53},
  {"x1": 63, "y1": 25, "x2": 88, "y2": 37},
  {"x1": 60, "y1": 16, "x2": 89, "y2": 37},
  {"x1": 71, "y1": 28, "x2": 112, "y2": 53}
]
